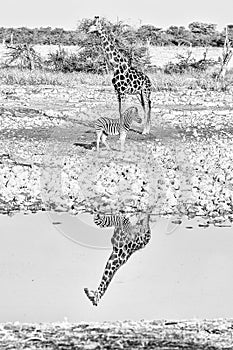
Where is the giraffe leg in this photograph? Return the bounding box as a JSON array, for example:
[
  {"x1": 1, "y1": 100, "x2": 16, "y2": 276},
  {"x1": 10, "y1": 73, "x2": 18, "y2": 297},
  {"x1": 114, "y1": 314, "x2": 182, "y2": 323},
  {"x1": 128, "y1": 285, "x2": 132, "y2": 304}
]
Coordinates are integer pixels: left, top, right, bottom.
[
  {"x1": 141, "y1": 91, "x2": 151, "y2": 135},
  {"x1": 144, "y1": 97, "x2": 152, "y2": 134},
  {"x1": 140, "y1": 91, "x2": 147, "y2": 135},
  {"x1": 118, "y1": 94, "x2": 123, "y2": 135}
]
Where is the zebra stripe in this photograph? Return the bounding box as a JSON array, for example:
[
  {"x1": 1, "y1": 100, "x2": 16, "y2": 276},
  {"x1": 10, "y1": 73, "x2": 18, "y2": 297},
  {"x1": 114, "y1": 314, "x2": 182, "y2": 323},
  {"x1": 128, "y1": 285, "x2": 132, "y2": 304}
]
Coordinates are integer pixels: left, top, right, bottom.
[
  {"x1": 95, "y1": 106, "x2": 142, "y2": 151},
  {"x1": 95, "y1": 106, "x2": 141, "y2": 136},
  {"x1": 94, "y1": 214, "x2": 131, "y2": 232}
]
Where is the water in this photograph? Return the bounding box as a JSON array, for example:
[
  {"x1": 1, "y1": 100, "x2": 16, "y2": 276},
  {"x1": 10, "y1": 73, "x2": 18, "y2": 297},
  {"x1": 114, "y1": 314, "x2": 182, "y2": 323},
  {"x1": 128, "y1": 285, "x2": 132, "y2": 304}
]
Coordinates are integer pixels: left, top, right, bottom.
[{"x1": 0, "y1": 211, "x2": 232, "y2": 322}]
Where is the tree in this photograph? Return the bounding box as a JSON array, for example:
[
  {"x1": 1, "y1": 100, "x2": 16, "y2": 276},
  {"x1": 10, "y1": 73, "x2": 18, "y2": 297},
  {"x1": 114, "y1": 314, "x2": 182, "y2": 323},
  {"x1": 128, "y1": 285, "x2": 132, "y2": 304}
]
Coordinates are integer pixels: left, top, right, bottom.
[
  {"x1": 165, "y1": 26, "x2": 192, "y2": 46},
  {"x1": 5, "y1": 43, "x2": 42, "y2": 70},
  {"x1": 188, "y1": 22, "x2": 217, "y2": 35},
  {"x1": 217, "y1": 26, "x2": 233, "y2": 80},
  {"x1": 188, "y1": 22, "x2": 218, "y2": 46},
  {"x1": 74, "y1": 17, "x2": 151, "y2": 73},
  {"x1": 75, "y1": 18, "x2": 107, "y2": 72},
  {"x1": 137, "y1": 25, "x2": 162, "y2": 45}
]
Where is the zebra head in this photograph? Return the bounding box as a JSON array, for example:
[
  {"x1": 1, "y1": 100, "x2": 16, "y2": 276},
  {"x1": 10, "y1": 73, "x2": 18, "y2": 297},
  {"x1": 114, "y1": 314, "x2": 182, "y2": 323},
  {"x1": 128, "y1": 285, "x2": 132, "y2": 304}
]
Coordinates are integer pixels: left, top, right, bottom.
[{"x1": 125, "y1": 106, "x2": 142, "y2": 124}]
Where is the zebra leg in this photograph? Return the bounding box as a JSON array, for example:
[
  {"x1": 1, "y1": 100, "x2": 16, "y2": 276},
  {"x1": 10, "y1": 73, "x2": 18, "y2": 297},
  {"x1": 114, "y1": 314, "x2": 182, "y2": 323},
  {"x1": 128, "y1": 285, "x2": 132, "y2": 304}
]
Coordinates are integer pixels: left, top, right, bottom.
[
  {"x1": 96, "y1": 131, "x2": 102, "y2": 152},
  {"x1": 120, "y1": 130, "x2": 127, "y2": 151},
  {"x1": 101, "y1": 134, "x2": 110, "y2": 150}
]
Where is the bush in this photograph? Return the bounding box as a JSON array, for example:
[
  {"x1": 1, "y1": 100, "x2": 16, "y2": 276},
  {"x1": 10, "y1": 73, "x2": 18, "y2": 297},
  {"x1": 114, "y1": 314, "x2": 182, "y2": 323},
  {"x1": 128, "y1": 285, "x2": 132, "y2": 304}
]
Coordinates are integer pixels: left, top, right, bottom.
[
  {"x1": 45, "y1": 46, "x2": 80, "y2": 72},
  {"x1": 4, "y1": 43, "x2": 42, "y2": 70},
  {"x1": 164, "y1": 50, "x2": 218, "y2": 74}
]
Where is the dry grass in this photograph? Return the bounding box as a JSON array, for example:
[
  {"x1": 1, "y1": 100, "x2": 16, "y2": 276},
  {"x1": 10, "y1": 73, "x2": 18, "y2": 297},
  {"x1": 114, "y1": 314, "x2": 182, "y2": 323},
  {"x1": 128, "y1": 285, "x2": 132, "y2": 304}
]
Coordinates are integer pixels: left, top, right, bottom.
[
  {"x1": 0, "y1": 68, "x2": 112, "y2": 87},
  {"x1": 0, "y1": 43, "x2": 232, "y2": 90},
  {"x1": 0, "y1": 319, "x2": 233, "y2": 349},
  {"x1": 150, "y1": 69, "x2": 233, "y2": 92},
  {"x1": 0, "y1": 64, "x2": 232, "y2": 93}
]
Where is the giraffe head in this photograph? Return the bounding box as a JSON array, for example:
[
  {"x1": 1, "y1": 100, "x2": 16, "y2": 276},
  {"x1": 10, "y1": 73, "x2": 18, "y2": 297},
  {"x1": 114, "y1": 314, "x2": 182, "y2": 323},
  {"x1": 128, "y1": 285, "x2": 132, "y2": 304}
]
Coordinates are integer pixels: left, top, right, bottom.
[
  {"x1": 88, "y1": 16, "x2": 102, "y2": 34},
  {"x1": 88, "y1": 16, "x2": 130, "y2": 69},
  {"x1": 84, "y1": 288, "x2": 100, "y2": 306}
]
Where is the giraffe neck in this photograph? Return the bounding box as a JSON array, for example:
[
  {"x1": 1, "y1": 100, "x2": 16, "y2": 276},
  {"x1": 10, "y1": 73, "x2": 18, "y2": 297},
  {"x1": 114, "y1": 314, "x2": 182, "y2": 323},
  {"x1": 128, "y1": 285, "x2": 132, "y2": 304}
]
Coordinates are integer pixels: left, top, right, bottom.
[
  {"x1": 97, "y1": 229, "x2": 129, "y2": 299},
  {"x1": 96, "y1": 219, "x2": 150, "y2": 299},
  {"x1": 85, "y1": 214, "x2": 151, "y2": 306},
  {"x1": 99, "y1": 29, "x2": 128, "y2": 69}
]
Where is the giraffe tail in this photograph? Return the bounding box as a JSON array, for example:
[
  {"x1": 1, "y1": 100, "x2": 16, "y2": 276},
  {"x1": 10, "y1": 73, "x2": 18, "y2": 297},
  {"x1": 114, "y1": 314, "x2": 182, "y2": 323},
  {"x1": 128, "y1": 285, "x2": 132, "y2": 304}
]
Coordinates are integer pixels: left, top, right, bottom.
[{"x1": 84, "y1": 288, "x2": 99, "y2": 306}]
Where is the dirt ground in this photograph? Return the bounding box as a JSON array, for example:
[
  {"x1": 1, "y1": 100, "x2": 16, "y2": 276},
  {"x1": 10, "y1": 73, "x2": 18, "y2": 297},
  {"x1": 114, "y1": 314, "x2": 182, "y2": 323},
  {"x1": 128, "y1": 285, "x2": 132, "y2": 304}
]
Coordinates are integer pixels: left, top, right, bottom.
[{"x1": 0, "y1": 82, "x2": 233, "y2": 226}]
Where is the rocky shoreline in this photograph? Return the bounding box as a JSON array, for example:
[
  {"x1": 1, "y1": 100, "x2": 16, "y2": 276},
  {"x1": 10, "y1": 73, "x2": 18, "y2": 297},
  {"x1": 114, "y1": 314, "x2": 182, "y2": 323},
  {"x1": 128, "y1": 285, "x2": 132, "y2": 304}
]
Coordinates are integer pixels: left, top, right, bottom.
[{"x1": 0, "y1": 84, "x2": 233, "y2": 227}]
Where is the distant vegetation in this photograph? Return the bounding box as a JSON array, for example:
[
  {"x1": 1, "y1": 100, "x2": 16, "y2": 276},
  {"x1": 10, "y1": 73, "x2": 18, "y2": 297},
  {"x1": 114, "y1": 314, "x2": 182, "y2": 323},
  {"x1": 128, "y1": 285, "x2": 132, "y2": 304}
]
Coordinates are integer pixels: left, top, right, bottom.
[
  {"x1": 0, "y1": 18, "x2": 232, "y2": 82},
  {"x1": 1, "y1": 18, "x2": 155, "y2": 73},
  {"x1": 0, "y1": 20, "x2": 232, "y2": 47}
]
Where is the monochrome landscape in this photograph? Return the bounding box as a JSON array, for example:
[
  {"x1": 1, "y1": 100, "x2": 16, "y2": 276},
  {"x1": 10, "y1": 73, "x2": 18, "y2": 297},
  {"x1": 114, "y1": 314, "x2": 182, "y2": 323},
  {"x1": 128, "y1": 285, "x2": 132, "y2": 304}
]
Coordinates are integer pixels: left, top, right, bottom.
[{"x1": 0, "y1": 4, "x2": 233, "y2": 349}]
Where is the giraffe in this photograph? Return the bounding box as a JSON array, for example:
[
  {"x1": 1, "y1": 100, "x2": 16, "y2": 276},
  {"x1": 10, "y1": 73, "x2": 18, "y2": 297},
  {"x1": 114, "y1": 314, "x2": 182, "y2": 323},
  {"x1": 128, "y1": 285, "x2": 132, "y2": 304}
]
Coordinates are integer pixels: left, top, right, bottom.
[
  {"x1": 88, "y1": 16, "x2": 152, "y2": 135},
  {"x1": 84, "y1": 213, "x2": 151, "y2": 306}
]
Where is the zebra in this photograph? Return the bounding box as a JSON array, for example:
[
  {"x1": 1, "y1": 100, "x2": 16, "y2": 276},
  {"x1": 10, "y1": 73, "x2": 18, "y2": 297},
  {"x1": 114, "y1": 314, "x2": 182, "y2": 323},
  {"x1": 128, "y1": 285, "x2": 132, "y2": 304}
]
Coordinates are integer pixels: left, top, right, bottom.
[
  {"x1": 94, "y1": 213, "x2": 131, "y2": 233},
  {"x1": 94, "y1": 106, "x2": 142, "y2": 151}
]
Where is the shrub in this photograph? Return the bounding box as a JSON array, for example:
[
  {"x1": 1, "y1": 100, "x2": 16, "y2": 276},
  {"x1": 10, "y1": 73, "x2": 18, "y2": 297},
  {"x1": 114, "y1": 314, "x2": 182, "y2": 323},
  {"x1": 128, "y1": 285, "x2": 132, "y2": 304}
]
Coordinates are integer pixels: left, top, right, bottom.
[
  {"x1": 45, "y1": 46, "x2": 81, "y2": 72},
  {"x1": 4, "y1": 43, "x2": 42, "y2": 70},
  {"x1": 164, "y1": 50, "x2": 218, "y2": 74}
]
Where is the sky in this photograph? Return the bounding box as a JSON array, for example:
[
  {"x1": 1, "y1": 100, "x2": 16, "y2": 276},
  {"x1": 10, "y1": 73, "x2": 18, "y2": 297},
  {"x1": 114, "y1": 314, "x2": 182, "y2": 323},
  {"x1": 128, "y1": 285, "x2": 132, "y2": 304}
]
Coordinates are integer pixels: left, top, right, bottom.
[
  {"x1": 1, "y1": 0, "x2": 232, "y2": 31},
  {"x1": 0, "y1": 212, "x2": 233, "y2": 322}
]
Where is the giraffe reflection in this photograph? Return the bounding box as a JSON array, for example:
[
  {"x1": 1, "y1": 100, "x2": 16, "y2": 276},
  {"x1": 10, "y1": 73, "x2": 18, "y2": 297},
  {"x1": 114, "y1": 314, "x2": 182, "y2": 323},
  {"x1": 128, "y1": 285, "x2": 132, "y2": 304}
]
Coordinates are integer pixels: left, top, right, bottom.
[{"x1": 84, "y1": 213, "x2": 151, "y2": 306}]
